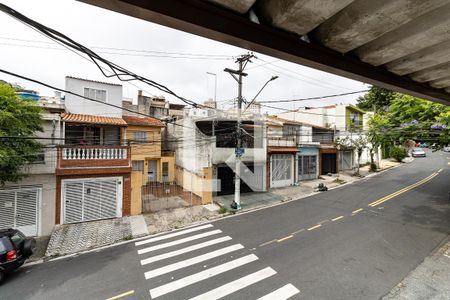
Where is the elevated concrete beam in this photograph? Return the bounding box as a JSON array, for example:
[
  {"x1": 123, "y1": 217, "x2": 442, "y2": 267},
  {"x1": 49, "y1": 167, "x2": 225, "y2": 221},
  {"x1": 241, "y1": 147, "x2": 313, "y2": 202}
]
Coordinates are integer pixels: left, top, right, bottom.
[
  {"x1": 354, "y1": 4, "x2": 450, "y2": 66},
  {"x1": 312, "y1": 0, "x2": 448, "y2": 54},
  {"x1": 409, "y1": 63, "x2": 450, "y2": 83},
  {"x1": 207, "y1": 0, "x2": 256, "y2": 14},
  {"x1": 429, "y1": 77, "x2": 450, "y2": 89},
  {"x1": 256, "y1": 0, "x2": 353, "y2": 35},
  {"x1": 386, "y1": 40, "x2": 450, "y2": 75}
]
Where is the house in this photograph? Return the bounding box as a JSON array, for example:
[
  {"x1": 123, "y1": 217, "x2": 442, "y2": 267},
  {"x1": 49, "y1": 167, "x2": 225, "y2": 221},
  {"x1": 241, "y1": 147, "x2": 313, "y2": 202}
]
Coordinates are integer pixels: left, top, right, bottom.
[
  {"x1": 0, "y1": 93, "x2": 64, "y2": 237},
  {"x1": 279, "y1": 104, "x2": 367, "y2": 171},
  {"x1": 171, "y1": 106, "x2": 267, "y2": 201},
  {"x1": 122, "y1": 115, "x2": 175, "y2": 214},
  {"x1": 55, "y1": 77, "x2": 131, "y2": 225}
]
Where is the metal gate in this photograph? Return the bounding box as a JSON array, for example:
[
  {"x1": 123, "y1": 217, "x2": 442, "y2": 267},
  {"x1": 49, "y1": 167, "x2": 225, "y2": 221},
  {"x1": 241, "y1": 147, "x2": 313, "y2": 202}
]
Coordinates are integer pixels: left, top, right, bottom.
[
  {"x1": 62, "y1": 177, "x2": 122, "y2": 224},
  {"x1": 298, "y1": 155, "x2": 317, "y2": 180},
  {"x1": 340, "y1": 150, "x2": 354, "y2": 170},
  {"x1": 270, "y1": 154, "x2": 294, "y2": 188},
  {"x1": 0, "y1": 187, "x2": 40, "y2": 236}
]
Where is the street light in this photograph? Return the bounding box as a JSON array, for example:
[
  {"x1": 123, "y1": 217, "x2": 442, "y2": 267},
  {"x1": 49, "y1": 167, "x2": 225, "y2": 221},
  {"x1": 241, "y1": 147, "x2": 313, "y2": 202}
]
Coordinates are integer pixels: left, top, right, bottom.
[
  {"x1": 206, "y1": 72, "x2": 217, "y2": 102},
  {"x1": 243, "y1": 75, "x2": 278, "y2": 113}
]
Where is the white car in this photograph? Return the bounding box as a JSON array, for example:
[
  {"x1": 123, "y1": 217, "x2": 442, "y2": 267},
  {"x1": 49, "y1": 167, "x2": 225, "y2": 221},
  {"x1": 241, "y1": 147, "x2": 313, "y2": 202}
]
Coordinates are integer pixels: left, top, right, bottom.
[
  {"x1": 411, "y1": 148, "x2": 426, "y2": 157},
  {"x1": 443, "y1": 146, "x2": 450, "y2": 152}
]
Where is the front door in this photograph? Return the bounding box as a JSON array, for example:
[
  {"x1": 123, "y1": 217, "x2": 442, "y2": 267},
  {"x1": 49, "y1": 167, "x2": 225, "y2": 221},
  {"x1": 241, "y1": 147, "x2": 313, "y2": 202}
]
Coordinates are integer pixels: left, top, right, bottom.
[
  {"x1": 148, "y1": 160, "x2": 157, "y2": 182},
  {"x1": 0, "y1": 187, "x2": 40, "y2": 236}
]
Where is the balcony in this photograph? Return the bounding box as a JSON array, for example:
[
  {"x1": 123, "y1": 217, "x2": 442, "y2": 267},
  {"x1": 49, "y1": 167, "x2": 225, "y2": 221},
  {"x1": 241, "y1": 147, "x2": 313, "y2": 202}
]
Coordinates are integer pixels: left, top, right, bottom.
[
  {"x1": 57, "y1": 145, "x2": 131, "y2": 174},
  {"x1": 268, "y1": 137, "x2": 296, "y2": 147}
]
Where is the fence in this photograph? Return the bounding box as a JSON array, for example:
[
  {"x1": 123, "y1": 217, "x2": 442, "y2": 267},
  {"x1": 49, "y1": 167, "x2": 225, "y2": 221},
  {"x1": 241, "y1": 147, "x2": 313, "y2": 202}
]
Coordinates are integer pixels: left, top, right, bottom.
[{"x1": 141, "y1": 181, "x2": 202, "y2": 213}]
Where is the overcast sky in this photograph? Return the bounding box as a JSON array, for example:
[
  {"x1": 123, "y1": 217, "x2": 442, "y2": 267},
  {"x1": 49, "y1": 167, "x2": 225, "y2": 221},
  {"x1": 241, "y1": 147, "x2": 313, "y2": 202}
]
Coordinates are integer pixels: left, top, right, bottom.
[{"x1": 0, "y1": 0, "x2": 369, "y2": 114}]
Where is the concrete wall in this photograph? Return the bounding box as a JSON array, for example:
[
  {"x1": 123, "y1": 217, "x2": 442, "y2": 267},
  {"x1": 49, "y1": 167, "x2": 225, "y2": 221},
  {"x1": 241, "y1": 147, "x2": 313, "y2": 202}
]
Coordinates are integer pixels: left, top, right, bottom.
[{"x1": 65, "y1": 77, "x2": 122, "y2": 117}]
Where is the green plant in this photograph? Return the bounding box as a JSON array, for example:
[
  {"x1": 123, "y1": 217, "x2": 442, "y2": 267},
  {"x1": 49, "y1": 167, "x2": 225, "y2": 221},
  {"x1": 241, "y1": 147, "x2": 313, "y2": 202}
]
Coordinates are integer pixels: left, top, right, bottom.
[
  {"x1": 369, "y1": 162, "x2": 377, "y2": 172},
  {"x1": 391, "y1": 146, "x2": 407, "y2": 162},
  {"x1": 218, "y1": 207, "x2": 227, "y2": 214}
]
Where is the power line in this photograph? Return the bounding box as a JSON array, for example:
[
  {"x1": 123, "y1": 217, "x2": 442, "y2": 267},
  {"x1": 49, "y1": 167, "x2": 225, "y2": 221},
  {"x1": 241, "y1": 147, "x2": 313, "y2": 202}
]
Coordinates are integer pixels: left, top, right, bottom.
[
  {"x1": 258, "y1": 90, "x2": 369, "y2": 103},
  {"x1": 0, "y1": 3, "x2": 199, "y2": 107},
  {"x1": 0, "y1": 41, "x2": 234, "y2": 60},
  {"x1": 0, "y1": 36, "x2": 235, "y2": 58}
]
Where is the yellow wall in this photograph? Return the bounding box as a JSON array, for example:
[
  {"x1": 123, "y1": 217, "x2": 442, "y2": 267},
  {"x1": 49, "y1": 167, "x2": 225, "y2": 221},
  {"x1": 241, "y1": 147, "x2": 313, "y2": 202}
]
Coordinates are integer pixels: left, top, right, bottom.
[
  {"x1": 159, "y1": 156, "x2": 175, "y2": 182},
  {"x1": 130, "y1": 170, "x2": 143, "y2": 215},
  {"x1": 126, "y1": 125, "x2": 162, "y2": 160},
  {"x1": 175, "y1": 166, "x2": 213, "y2": 204}
]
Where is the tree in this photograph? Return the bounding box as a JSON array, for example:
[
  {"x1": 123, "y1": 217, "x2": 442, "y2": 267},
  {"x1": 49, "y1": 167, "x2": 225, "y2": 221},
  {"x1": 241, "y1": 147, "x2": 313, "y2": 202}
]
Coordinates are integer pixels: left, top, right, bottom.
[
  {"x1": 357, "y1": 86, "x2": 395, "y2": 112},
  {"x1": 0, "y1": 83, "x2": 43, "y2": 185},
  {"x1": 391, "y1": 146, "x2": 407, "y2": 162},
  {"x1": 335, "y1": 134, "x2": 368, "y2": 176}
]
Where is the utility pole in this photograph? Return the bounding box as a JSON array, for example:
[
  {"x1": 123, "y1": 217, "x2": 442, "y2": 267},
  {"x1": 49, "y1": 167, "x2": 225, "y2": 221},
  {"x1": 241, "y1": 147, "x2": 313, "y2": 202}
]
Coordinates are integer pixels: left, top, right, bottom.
[{"x1": 224, "y1": 53, "x2": 255, "y2": 210}]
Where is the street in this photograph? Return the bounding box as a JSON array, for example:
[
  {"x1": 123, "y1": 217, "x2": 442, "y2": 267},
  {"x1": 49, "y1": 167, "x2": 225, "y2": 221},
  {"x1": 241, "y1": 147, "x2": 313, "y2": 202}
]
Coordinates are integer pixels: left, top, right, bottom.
[{"x1": 1, "y1": 150, "x2": 449, "y2": 300}]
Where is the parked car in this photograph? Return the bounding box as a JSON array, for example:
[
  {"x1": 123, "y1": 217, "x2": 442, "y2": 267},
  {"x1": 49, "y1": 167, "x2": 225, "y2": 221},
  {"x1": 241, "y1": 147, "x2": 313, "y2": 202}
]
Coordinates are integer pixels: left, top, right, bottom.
[
  {"x1": 411, "y1": 148, "x2": 426, "y2": 157},
  {"x1": 419, "y1": 142, "x2": 429, "y2": 148},
  {"x1": 0, "y1": 228, "x2": 35, "y2": 284},
  {"x1": 443, "y1": 146, "x2": 450, "y2": 152}
]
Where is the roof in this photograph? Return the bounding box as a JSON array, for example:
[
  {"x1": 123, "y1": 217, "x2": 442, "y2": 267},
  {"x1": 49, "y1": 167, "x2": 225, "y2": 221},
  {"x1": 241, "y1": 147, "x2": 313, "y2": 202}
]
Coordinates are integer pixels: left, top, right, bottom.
[
  {"x1": 268, "y1": 116, "x2": 334, "y2": 131},
  {"x1": 66, "y1": 76, "x2": 122, "y2": 87},
  {"x1": 61, "y1": 113, "x2": 127, "y2": 126},
  {"x1": 83, "y1": 1, "x2": 450, "y2": 105},
  {"x1": 122, "y1": 115, "x2": 164, "y2": 127}
]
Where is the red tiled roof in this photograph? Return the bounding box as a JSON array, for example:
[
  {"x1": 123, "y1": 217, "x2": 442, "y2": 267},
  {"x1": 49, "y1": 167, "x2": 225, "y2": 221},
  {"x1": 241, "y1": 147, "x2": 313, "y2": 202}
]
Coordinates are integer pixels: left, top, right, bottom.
[
  {"x1": 61, "y1": 113, "x2": 127, "y2": 126},
  {"x1": 122, "y1": 116, "x2": 164, "y2": 127}
]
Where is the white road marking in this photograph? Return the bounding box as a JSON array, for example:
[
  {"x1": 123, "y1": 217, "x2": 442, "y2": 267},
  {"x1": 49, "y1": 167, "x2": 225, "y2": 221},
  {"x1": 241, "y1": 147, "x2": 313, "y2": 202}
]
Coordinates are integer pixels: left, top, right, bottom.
[
  {"x1": 188, "y1": 267, "x2": 277, "y2": 300},
  {"x1": 137, "y1": 230, "x2": 222, "y2": 255},
  {"x1": 149, "y1": 254, "x2": 259, "y2": 298},
  {"x1": 135, "y1": 224, "x2": 213, "y2": 246},
  {"x1": 144, "y1": 244, "x2": 244, "y2": 279},
  {"x1": 257, "y1": 283, "x2": 300, "y2": 300},
  {"x1": 140, "y1": 236, "x2": 232, "y2": 266}
]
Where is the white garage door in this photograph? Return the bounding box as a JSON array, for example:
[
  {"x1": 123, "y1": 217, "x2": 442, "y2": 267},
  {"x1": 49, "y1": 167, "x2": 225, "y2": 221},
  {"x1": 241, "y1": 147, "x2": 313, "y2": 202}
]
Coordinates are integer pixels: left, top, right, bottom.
[
  {"x1": 62, "y1": 177, "x2": 122, "y2": 224},
  {"x1": 270, "y1": 154, "x2": 294, "y2": 188},
  {"x1": 0, "y1": 187, "x2": 40, "y2": 236}
]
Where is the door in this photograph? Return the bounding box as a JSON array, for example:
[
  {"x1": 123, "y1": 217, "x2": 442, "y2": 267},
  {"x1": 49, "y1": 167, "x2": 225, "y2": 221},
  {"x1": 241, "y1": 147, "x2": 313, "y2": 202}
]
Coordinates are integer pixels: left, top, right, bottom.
[
  {"x1": 62, "y1": 177, "x2": 122, "y2": 224},
  {"x1": 298, "y1": 155, "x2": 317, "y2": 180},
  {"x1": 0, "y1": 188, "x2": 40, "y2": 236},
  {"x1": 270, "y1": 154, "x2": 294, "y2": 188},
  {"x1": 321, "y1": 153, "x2": 337, "y2": 174},
  {"x1": 340, "y1": 150, "x2": 353, "y2": 170},
  {"x1": 148, "y1": 160, "x2": 157, "y2": 182}
]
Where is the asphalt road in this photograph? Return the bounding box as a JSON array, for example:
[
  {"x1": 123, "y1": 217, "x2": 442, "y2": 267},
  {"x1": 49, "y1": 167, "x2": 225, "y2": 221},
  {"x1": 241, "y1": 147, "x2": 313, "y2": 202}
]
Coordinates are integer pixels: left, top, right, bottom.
[{"x1": 1, "y1": 150, "x2": 449, "y2": 300}]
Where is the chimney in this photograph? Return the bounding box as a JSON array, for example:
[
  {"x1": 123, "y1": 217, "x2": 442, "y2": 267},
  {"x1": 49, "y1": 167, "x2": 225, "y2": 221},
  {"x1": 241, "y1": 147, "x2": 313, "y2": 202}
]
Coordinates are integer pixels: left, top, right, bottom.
[{"x1": 138, "y1": 90, "x2": 143, "y2": 97}]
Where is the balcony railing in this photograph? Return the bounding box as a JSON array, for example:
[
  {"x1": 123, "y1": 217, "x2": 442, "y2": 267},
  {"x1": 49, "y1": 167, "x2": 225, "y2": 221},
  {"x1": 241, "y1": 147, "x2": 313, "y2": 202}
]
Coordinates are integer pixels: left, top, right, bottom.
[
  {"x1": 268, "y1": 137, "x2": 296, "y2": 147},
  {"x1": 62, "y1": 146, "x2": 128, "y2": 160}
]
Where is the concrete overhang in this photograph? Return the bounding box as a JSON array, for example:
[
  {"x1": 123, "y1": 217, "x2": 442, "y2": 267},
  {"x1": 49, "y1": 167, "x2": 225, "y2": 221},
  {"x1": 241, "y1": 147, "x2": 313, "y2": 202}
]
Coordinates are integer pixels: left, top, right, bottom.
[{"x1": 79, "y1": 0, "x2": 450, "y2": 106}]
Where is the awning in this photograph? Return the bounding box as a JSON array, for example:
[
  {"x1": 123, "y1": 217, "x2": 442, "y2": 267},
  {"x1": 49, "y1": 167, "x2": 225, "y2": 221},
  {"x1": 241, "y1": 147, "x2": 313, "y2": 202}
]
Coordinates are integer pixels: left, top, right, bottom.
[
  {"x1": 268, "y1": 146, "x2": 298, "y2": 153},
  {"x1": 61, "y1": 113, "x2": 127, "y2": 126}
]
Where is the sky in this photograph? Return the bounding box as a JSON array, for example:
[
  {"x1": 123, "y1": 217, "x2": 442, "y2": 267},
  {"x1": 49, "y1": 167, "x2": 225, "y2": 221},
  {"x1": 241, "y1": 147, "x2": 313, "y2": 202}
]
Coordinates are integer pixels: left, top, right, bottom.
[{"x1": 0, "y1": 0, "x2": 369, "y2": 114}]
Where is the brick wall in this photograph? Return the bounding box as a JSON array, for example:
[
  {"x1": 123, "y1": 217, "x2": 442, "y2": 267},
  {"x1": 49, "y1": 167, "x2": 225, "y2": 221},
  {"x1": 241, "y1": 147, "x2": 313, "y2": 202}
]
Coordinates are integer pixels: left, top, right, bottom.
[{"x1": 55, "y1": 172, "x2": 131, "y2": 224}]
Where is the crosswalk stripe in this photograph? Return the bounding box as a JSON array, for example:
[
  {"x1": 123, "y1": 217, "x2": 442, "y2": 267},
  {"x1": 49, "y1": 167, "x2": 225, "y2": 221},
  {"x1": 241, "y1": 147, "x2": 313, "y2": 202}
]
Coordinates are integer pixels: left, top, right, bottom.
[
  {"x1": 188, "y1": 267, "x2": 277, "y2": 300},
  {"x1": 135, "y1": 224, "x2": 213, "y2": 246},
  {"x1": 257, "y1": 283, "x2": 300, "y2": 300},
  {"x1": 138, "y1": 230, "x2": 222, "y2": 255},
  {"x1": 144, "y1": 244, "x2": 244, "y2": 280},
  {"x1": 141, "y1": 236, "x2": 232, "y2": 266},
  {"x1": 149, "y1": 254, "x2": 259, "y2": 298}
]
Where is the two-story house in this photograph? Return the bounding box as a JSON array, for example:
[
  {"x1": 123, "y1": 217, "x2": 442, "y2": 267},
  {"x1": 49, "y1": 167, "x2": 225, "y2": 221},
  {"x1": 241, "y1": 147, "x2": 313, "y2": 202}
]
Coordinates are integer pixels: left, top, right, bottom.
[
  {"x1": 0, "y1": 93, "x2": 64, "y2": 237},
  {"x1": 55, "y1": 77, "x2": 132, "y2": 225},
  {"x1": 172, "y1": 106, "x2": 267, "y2": 201},
  {"x1": 279, "y1": 104, "x2": 367, "y2": 172}
]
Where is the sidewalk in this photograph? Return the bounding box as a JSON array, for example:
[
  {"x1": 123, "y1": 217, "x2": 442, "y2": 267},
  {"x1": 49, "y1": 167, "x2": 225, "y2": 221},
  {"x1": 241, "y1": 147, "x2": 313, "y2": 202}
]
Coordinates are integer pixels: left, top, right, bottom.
[
  {"x1": 383, "y1": 240, "x2": 450, "y2": 299},
  {"x1": 40, "y1": 158, "x2": 404, "y2": 260},
  {"x1": 45, "y1": 215, "x2": 148, "y2": 257}
]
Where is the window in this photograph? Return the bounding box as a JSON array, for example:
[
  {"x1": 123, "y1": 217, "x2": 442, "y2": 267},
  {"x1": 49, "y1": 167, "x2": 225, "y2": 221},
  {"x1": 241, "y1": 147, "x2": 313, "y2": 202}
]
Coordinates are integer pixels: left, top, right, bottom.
[
  {"x1": 133, "y1": 131, "x2": 147, "y2": 143},
  {"x1": 30, "y1": 152, "x2": 45, "y2": 164},
  {"x1": 132, "y1": 160, "x2": 144, "y2": 172},
  {"x1": 84, "y1": 88, "x2": 107, "y2": 102}
]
